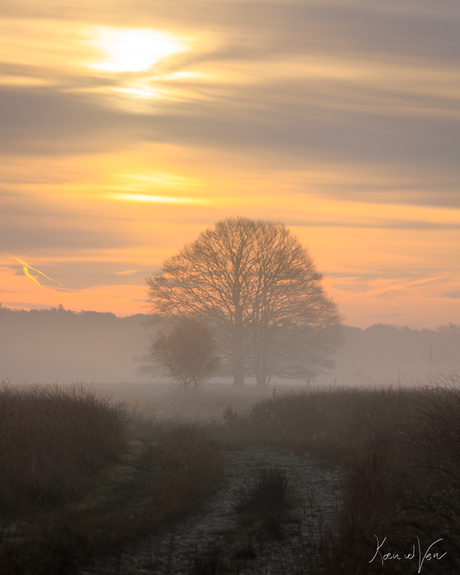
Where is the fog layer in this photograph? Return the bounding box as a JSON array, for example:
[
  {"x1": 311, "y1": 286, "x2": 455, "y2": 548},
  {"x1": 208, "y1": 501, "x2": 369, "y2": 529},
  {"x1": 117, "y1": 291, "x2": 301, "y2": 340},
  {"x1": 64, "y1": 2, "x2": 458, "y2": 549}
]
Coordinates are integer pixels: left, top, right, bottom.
[{"x1": 1, "y1": 307, "x2": 458, "y2": 385}]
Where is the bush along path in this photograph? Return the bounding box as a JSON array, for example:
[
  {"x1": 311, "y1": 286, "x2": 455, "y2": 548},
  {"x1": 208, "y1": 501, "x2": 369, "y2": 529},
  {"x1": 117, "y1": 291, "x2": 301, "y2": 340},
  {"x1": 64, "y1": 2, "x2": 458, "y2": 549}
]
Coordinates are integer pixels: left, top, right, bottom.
[{"x1": 83, "y1": 444, "x2": 344, "y2": 575}]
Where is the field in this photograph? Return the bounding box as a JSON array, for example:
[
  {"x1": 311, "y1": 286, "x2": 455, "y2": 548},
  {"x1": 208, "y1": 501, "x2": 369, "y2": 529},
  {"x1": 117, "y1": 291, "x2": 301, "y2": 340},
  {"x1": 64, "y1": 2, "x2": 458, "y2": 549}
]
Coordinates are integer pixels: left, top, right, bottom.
[{"x1": 1, "y1": 378, "x2": 460, "y2": 574}]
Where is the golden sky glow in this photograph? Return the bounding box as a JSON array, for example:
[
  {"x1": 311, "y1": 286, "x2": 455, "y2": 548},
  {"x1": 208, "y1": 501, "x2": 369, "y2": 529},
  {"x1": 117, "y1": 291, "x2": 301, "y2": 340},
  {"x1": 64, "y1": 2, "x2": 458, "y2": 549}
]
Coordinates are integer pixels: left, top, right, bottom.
[
  {"x1": 0, "y1": 1, "x2": 459, "y2": 328},
  {"x1": 110, "y1": 193, "x2": 206, "y2": 204}
]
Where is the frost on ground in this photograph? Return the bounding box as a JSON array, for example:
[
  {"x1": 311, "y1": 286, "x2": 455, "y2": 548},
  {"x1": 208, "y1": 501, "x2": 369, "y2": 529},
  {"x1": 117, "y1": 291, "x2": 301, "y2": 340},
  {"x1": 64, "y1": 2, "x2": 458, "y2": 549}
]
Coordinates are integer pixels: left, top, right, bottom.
[{"x1": 83, "y1": 445, "x2": 344, "y2": 575}]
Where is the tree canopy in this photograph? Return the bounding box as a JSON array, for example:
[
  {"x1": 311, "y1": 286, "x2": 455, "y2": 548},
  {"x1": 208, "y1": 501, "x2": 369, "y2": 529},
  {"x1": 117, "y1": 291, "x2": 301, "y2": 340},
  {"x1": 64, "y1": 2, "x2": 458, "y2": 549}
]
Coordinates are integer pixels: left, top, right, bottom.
[
  {"x1": 147, "y1": 217, "x2": 342, "y2": 386},
  {"x1": 140, "y1": 317, "x2": 220, "y2": 391}
]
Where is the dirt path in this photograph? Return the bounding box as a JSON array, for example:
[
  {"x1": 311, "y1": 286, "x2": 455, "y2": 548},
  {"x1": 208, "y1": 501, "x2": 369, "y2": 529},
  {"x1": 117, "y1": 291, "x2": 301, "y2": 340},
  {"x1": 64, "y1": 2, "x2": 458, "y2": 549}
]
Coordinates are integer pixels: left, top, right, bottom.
[{"x1": 83, "y1": 445, "x2": 344, "y2": 575}]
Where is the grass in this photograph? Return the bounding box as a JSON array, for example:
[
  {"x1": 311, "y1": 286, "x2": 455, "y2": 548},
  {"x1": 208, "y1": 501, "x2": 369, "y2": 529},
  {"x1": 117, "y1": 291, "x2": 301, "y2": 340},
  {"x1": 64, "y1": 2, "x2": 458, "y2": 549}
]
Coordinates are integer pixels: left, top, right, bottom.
[
  {"x1": 238, "y1": 379, "x2": 460, "y2": 575},
  {"x1": 5, "y1": 378, "x2": 460, "y2": 574},
  {"x1": 149, "y1": 423, "x2": 225, "y2": 523},
  {"x1": 319, "y1": 382, "x2": 460, "y2": 575},
  {"x1": 245, "y1": 385, "x2": 416, "y2": 456},
  {"x1": 189, "y1": 544, "x2": 232, "y2": 575},
  {"x1": 0, "y1": 383, "x2": 225, "y2": 575},
  {"x1": 0, "y1": 382, "x2": 127, "y2": 514},
  {"x1": 235, "y1": 466, "x2": 291, "y2": 539},
  {"x1": 193, "y1": 379, "x2": 460, "y2": 574}
]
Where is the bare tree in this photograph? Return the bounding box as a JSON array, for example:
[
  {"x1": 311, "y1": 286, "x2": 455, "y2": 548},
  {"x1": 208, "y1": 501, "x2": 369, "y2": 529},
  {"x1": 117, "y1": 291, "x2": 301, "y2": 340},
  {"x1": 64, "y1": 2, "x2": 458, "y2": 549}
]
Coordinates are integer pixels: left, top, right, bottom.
[
  {"x1": 147, "y1": 217, "x2": 342, "y2": 387},
  {"x1": 147, "y1": 218, "x2": 259, "y2": 386},
  {"x1": 248, "y1": 222, "x2": 343, "y2": 384},
  {"x1": 140, "y1": 317, "x2": 220, "y2": 391}
]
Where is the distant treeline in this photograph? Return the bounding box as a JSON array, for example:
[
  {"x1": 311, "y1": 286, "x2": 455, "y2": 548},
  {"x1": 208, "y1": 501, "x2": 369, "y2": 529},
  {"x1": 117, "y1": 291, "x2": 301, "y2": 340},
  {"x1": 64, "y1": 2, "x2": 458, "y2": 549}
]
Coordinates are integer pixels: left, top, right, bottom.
[
  {"x1": 0, "y1": 303, "x2": 149, "y2": 324},
  {"x1": 0, "y1": 305, "x2": 459, "y2": 385},
  {"x1": 0, "y1": 305, "x2": 157, "y2": 384},
  {"x1": 333, "y1": 322, "x2": 460, "y2": 385}
]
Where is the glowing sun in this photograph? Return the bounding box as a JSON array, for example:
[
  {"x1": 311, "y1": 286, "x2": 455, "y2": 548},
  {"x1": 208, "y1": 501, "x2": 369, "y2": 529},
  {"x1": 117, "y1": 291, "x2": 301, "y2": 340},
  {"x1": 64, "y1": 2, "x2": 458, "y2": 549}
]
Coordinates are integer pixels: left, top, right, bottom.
[{"x1": 89, "y1": 27, "x2": 188, "y2": 73}]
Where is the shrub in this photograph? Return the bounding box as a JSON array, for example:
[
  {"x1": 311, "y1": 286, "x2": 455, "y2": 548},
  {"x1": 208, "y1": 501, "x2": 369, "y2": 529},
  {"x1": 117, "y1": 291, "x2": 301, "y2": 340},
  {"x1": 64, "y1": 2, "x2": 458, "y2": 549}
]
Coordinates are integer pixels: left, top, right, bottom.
[{"x1": 235, "y1": 466, "x2": 291, "y2": 539}]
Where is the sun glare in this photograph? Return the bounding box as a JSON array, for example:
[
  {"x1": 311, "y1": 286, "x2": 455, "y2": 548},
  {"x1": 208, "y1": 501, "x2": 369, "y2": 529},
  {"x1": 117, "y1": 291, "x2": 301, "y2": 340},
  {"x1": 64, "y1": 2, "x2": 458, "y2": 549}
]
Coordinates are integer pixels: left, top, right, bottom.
[{"x1": 89, "y1": 27, "x2": 188, "y2": 73}]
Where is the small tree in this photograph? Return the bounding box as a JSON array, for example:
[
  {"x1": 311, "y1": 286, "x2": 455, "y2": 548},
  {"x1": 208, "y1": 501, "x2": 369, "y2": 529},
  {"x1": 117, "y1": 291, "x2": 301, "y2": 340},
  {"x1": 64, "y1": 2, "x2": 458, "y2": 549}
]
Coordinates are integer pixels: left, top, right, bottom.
[{"x1": 144, "y1": 317, "x2": 220, "y2": 391}]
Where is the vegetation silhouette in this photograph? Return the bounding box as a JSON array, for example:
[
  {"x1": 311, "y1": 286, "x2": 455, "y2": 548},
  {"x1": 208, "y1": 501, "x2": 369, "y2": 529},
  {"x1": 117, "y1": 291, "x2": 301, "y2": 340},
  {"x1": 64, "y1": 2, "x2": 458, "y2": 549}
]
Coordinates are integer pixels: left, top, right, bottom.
[
  {"x1": 139, "y1": 316, "x2": 220, "y2": 391},
  {"x1": 146, "y1": 217, "x2": 342, "y2": 387}
]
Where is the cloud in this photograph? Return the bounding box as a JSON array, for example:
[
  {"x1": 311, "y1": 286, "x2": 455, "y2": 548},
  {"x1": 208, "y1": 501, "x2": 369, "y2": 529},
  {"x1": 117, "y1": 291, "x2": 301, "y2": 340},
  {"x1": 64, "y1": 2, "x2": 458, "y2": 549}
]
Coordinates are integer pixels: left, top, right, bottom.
[
  {"x1": 285, "y1": 218, "x2": 460, "y2": 230},
  {"x1": 1, "y1": 59, "x2": 458, "y2": 200},
  {"x1": 0, "y1": 0, "x2": 458, "y2": 222},
  {"x1": 337, "y1": 276, "x2": 449, "y2": 300},
  {"x1": 0, "y1": 86, "x2": 144, "y2": 156},
  {"x1": 140, "y1": 95, "x2": 460, "y2": 168},
  {"x1": 0, "y1": 0, "x2": 459, "y2": 326},
  {"x1": 90, "y1": 1, "x2": 460, "y2": 67},
  {"x1": 110, "y1": 193, "x2": 207, "y2": 204},
  {"x1": 3, "y1": 259, "x2": 151, "y2": 291},
  {"x1": 11, "y1": 257, "x2": 65, "y2": 287},
  {"x1": 0, "y1": 216, "x2": 132, "y2": 252},
  {"x1": 0, "y1": 188, "x2": 136, "y2": 253},
  {"x1": 11, "y1": 0, "x2": 454, "y2": 65},
  {"x1": 445, "y1": 291, "x2": 460, "y2": 299},
  {"x1": 22, "y1": 265, "x2": 41, "y2": 285}
]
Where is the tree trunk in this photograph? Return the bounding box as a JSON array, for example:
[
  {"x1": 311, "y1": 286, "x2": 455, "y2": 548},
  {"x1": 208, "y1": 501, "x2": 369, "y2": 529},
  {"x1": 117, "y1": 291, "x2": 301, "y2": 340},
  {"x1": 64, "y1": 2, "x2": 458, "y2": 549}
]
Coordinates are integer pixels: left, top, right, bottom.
[
  {"x1": 253, "y1": 329, "x2": 263, "y2": 386},
  {"x1": 256, "y1": 321, "x2": 269, "y2": 386},
  {"x1": 232, "y1": 340, "x2": 245, "y2": 386},
  {"x1": 259, "y1": 348, "x2": 268, "y2": 387},
  {"x1": 232, "y1": 311, "x2": 245, "y2": 387}
]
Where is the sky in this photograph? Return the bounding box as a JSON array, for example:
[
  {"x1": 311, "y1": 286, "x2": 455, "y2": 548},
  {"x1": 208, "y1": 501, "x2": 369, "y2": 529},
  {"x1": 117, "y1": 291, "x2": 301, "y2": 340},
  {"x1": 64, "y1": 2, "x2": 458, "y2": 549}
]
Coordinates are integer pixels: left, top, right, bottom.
[{"x1": 0, "y1": 0, "x2": 459, "y2": 329}]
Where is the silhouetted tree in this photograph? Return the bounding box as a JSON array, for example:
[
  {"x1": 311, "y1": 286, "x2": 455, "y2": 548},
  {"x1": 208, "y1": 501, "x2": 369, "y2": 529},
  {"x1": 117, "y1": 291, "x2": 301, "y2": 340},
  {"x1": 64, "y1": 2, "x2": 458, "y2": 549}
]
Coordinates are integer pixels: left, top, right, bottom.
[
  {"x1": 142, "y1": 317, "x2": 220, "y2": 391},
  {"x1": 147, "y1": 217, "x2": 342, "y2": 386}
]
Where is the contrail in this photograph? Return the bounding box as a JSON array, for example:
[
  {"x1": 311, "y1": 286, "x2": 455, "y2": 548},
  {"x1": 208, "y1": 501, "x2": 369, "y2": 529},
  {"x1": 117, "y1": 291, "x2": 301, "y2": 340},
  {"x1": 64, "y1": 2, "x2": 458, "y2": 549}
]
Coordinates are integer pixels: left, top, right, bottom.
[
  {"x1": 22, "y1": 265, "x2": 41, "y2": 285},
  {"x1": 12, "y1": 257, "x2": 65, "y2": 287}
]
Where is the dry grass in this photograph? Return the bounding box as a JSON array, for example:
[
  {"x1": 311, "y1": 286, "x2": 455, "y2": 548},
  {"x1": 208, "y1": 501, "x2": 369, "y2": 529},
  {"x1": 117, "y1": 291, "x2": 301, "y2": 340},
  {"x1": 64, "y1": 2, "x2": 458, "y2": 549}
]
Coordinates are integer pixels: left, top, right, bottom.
[
  {"x1": 6, "y1": 379, "x2": 460, "y2": 574},
  {"x1": 250, "y1": 380, "x2": 460, "y2": 575},
  {"x1": 0, "y1": 384, "x2": 225, "y2": 575},
  {"x1": 0, "y1": 383, "x2": 127, "y2": 514},
  {"x1": 208, "y1": 381, "x2": 460, "y2": 574},
  {"x1": 335, "y1": 383, "x2": 460, "y2": 574},
  {"x1": 148, "y1": 423, "x2": 226, "y2": 524},
  {"x1": 210, "y1": 385, "x2": 415, "y2": 457},
  {"x1": 147, "y1": 384, "x2": 272, "y2": 425},
  {"x1": 140, "y1": 380, "x2": 460, "y2": 574}
]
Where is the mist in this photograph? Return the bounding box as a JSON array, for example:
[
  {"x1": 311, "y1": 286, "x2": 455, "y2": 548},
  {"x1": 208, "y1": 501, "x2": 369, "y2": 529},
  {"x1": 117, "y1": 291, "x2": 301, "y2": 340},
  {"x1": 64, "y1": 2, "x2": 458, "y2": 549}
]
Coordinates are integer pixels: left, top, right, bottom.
[
  {"x1": 1, "y1": 305, "x2": 458, "y2": 388},
  {"x1": 0, "y1": 305, "x2": 155, "y2": 384}
]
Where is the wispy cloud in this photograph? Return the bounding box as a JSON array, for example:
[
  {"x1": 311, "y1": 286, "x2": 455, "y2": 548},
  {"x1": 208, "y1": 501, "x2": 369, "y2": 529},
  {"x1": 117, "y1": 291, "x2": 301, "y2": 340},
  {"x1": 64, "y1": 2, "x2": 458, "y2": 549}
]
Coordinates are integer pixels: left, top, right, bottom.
[
  {"x1": 22, "y1": 265, "x2": 41, "y2": 285},
  {"x1": 336, "y1": 276, "x2": 449, "y2": 301},
  {"x1": 0, "y1": 0, "x2": 459, "y2": 325},
  {"x1": 110, "y1": 193, "x2": 207, "y2": 204},
  {"x1": 11, "y1": 256, "x2": 64, "y2": 287}
]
